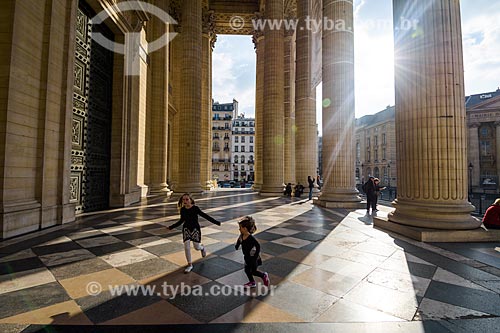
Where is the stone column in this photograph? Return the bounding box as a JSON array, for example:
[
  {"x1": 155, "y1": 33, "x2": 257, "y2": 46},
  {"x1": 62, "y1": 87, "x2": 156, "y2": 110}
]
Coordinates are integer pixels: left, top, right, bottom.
[
  {"x1": 260, "y1": 0, "x2": 285, "y2": 195},
  {"x1": 175, "y1": 0, "x2": 203, "y2": 194},
  {"x1": 200, "y1": 10, "x2": 215, "y2": 190},
  {"x1": 169, "y1": 27, "x2": 182, "y2": 192},
  {"x1": 253, "y1": 25, "x2": 264, "y2": 191},
  {"x1": 468, "y1": 123, "x2": 480, "y2": 189},
  {"x1": 388, "y1": 0, "x2": 479, "y2": 229},
  {"x1": 295, "y1": 0, "x2": 317, "y2": 188},
  {"x1": 316, "y1": 0, "x2": 361, "y2": 208},
  {"x1": 148, "y1": 5, "x2": 171, "y2": 195},
  {"x1": 284, "y1": 28, "x2": 296, "y2": 185}
]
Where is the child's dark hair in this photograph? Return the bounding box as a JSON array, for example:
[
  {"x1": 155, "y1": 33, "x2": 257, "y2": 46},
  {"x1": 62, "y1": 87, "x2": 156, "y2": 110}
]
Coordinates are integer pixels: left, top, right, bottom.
[
  {"x1": 238, "y1": 216, "x2": 257, "y2": 234},
  {"x1": 177, "y1": 193, "x2": 195, "y2": 211}
]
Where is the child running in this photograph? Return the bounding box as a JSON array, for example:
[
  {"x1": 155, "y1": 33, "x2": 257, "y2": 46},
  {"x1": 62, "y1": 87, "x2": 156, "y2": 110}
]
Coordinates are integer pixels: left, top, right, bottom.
[
  {"x1": 168, "y1": 193, "x2": 221, "y2": 273},
  {"x1": 235, "y1": 216, "x2": 270, "y2": 288}
]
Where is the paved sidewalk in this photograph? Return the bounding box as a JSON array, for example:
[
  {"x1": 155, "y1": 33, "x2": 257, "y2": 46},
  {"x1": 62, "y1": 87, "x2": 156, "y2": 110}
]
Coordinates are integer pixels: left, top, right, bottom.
[{"x1": 0, "y1": 191, "x2": 499, "y2": 332}]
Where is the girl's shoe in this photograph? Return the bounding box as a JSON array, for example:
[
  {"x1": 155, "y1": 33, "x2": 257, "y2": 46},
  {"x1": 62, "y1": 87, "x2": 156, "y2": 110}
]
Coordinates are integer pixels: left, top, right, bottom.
[
  {"x1": 244, "y1": 281, "x2": 257, "y2": 288},
  {"x1": 184, "y1": 265, "x2": 193, "y2": 273},
  {"x1": 262, "y1": 272, "x2": 270, "y2": 287}
]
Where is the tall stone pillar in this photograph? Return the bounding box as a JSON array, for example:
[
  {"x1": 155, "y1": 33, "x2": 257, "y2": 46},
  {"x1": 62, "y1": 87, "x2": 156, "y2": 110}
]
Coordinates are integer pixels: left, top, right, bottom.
[
  {"x1": 260, "y1": 0, "x2": 285, "y2": 195},
  {"x1": 468, "y1": 123, "x2": 480, "y2": 189},
  {"x1": 148, "y1": 5, "x2": 171, "y2": 195},
  {"x1": 253, "y1": 26, "x2": 264, "y2": 191},
  {"x1": 201, "y1": 10, "x2": 215, "y2": 190},
  {"x1": 316, "y1": 0, "x2": 361, "y2": 207},
  {"x1": 388, "y1": 0, "x2": 479, "y2": 229},
  {"x1": 175, "y1": 0, "x2": 203, "y2": 194},
  {"x1": 295, "y1": 0, "x2": 317, "y2": 187},
  {"x1": 284, "y1": 28, "x2": 296, "y2": 185},
  {"x1": 169, "y1": 28, "x2": 182, "y2": 192}
]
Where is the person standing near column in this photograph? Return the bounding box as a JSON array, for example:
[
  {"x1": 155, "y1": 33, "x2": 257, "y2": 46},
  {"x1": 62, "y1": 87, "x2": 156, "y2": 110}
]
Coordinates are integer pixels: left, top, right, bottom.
[{"x1": 308, "y1": 176, "x2": 315, "y2": 200}]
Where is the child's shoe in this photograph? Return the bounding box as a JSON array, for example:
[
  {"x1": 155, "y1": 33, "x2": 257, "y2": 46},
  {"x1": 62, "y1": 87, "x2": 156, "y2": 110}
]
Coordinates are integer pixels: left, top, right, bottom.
[
  {"x1": 201, "y1": 246, "x2": 207, "y2": 257},
  {"x1": 184, "y1": 265, "x2": 193, "y2": 273},
  {"x1": 244, "y1": 281, "x2": 257, "y2": 288},
  {"x1": 262, "y1": 272, "x2": 270, "y2": 287}
]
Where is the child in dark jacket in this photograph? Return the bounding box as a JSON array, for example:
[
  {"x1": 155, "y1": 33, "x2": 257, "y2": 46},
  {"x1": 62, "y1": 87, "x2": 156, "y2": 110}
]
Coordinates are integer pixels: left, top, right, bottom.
[
  {"x1": 168, "y1": 193, "x2": 221, "y2": 273},
  {"x1": 235, "y1": 216, "x2": 270, "y2": 288}
]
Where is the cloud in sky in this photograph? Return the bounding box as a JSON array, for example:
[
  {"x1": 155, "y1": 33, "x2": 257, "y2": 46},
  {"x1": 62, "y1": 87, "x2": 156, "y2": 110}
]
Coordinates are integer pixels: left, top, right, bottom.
[
  {"x1": 212, "y1": 35, "x2": 256, "y2": 117},
  {"x1": 212, "y1": 0, "x2": 500, "y2": 121}
]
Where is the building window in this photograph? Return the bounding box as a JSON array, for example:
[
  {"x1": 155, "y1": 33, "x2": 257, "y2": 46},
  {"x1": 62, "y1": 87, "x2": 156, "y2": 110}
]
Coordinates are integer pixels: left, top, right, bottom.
[
  {"x1": 356, "y1": 142, "x2": 360, "y2": 160},
  {"x1": 241, "y1": 156, "x2": 245, "y2": 163},
  {"x1": 241, "y1": 146, "x2": 245, "y2": 152},
  {"x1": 250, "y1": 137, "x2": 253, "y2": 143},
  {"x1": 367, "y1": 137, "x2": 371, "y2": 147},
  {"x1": 235, "y1": 146, "x2": 238, "y2": 152},
  {"x1": 382, "y1": 133, "x2": 386, "y2": 145},
  {"x1": 367, "y1": 151, "x2": 371, "y2": 162},
  {"x1": 241, "y1": 136, "x2": 245, "y2": 143},
  {"x1": 250, "y1": 146, "x2": 253, "y2": 152},
  {"x1": 382, "y1": 148, "x2": 386, "y2": 160},
  {"x1": 241, "y1": 165, "x2": 245, "y2": 171},
  {"x1": 235, "y1": 136, "x2": 238, "y2": 143},
  {"x1": 374, "y1": 149, "x2": 378, "y2": 162},
  {"x1": 374, "y1": 136, "x2": 378, "y2": 146}
]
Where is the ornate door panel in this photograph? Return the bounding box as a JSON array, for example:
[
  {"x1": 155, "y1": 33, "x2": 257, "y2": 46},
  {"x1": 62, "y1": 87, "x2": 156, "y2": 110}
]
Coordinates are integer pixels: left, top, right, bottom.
[{"x1": 71, "y1": 4, "x2": 113, "y2": 213}]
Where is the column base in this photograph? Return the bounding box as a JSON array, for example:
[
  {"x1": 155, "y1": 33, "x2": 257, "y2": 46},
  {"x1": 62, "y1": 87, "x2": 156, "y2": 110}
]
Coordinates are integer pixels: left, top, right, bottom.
[
  {"x1": 314, "y1": 191, "x2": 363, "y2": 208},
  {"x1": 389, "y1": 199, "x2": 481, "y2": 229},
  {"x1": 149, "y1": 183, "x2": 173, "y2": 197},
  {"x1": 203, "y1": 181, "x2": 214, "y2": 191},
  {"x1": 252, "y1": 182, "x2": 262, "y2": 191},
  {"x1": 173, "y1": 183, "x2": 203, "y2": 195},
  {"x1": 259, "y1": 184, "x2": 284, "y2": 197},
  {"x1": 374, "y1": 216, "x2": 499, "y2": 242},
  {"x1": 314, "y1": 199, "x2": 365, "y2": 209}
]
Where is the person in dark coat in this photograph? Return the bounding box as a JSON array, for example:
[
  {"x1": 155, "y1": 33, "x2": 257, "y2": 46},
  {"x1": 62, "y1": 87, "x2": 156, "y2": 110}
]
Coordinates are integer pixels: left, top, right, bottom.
[
  {"x1": 363, "y1": 176, "x2": 377, "y2": 213},
  {"x1": 307, "y1": 176, "x2": 315, "y2": 200}
]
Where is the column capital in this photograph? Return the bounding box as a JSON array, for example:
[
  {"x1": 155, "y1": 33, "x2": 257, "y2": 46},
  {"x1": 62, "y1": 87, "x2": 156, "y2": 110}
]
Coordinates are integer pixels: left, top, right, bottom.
[
  {"x1": 252, "y1": 12, "x2": 265, "y2": 49},
  {"x1": 202, "y1": 9, "x2": 215, "y2": 36},
  {"x1": 469, "y1": 122, "x2": 481, "y2": 128}
]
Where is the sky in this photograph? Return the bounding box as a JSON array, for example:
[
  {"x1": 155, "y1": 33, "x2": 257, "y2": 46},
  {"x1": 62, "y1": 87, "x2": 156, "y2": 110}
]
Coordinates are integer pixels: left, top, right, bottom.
[{"x1": 212, "y1": 0, "x2": 500, "y2": 121}]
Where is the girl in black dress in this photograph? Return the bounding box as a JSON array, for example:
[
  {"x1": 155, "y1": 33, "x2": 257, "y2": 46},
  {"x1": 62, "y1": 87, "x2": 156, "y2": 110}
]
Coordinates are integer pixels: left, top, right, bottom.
[
  {"x1": 168, "y1": 193, "x2": 220, "y2": 273},
  {"x1": 235, "y1": 216, "x2": 270, "y2": 288}
]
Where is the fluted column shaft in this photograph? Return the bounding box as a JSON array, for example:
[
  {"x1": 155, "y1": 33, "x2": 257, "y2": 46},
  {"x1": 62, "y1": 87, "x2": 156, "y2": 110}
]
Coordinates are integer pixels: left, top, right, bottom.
[
  {"x1": 200, "y1": 10, "x2": 215, "y2": 190},
  {"x1": 284, "y1": 30, "x2": 296, "y2": 184},
  {"x1": 316, "y1": 0, "x2": 360, "y2": 207},
  {"x1": 389, "y1": 0, "x2": 478, "y2": 229},
  {"x1": 253, "y1": 29, "x2": 264, "y2": 191},
  {"x1": 295, "y1": 0, "x2": 317, "y2": 187},
  {"x1": 468, "y1": 123, "x2": 480, "y2": 189},
  {"x1": 148, "y1": 6, "x2": 171, "y2": 194},
  {"x1": 176, "y1": 0, "x2": 203, "y2": 194},
  {"x1": 260, "y1": 0, "x2": 285, "y2": 195},
  {"x1": 169, "y1": 31, "x2": 182, "y2": 191}
]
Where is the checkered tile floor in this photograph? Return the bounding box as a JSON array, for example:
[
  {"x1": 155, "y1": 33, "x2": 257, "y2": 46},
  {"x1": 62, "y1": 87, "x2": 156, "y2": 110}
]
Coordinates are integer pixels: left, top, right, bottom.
[{"x1": 0, "y1": 191, "x2": 499, "y2": 332}]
